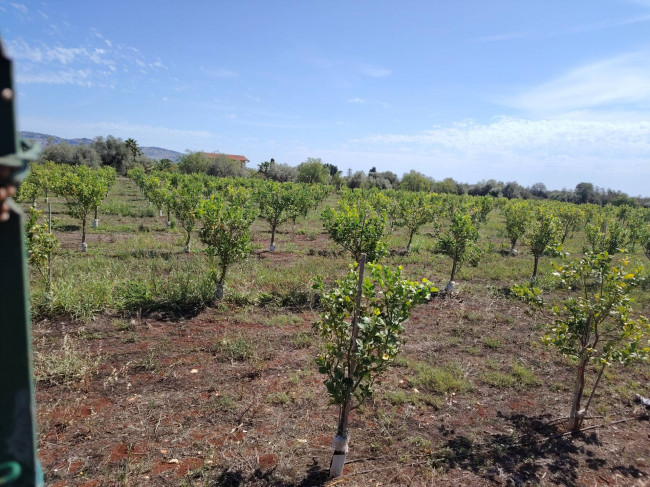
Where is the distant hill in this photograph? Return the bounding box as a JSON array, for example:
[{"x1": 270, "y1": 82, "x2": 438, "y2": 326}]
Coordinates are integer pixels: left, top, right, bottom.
[{"x1": 20, "y1": 131, "x2": 183, "y2": 162}]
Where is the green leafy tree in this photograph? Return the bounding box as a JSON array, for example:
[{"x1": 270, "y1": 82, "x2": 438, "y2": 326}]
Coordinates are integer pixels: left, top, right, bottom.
[
  {"x1": 92, "y1": 135, "x2": 129, "y2": 173},
  {"x1": 554, "y1": 204, "x2": 585, "y2": 245},
  {"x1": 513, "y1": 251, "x2": 650, "y2": 431},
  {"x1": 57, "y1": 166, "x2": 108, "y2": 250},
  {"x1": 503, "y1": 200, "x2": 530, "y2": 253},
  {"x1": 255, "y1": 181, "x2": 297, "y2": 251},
  {"x1": 526, "y1": 206, "x2": 561, "y2": 279},
  {"x1": 585, "y1": 215, "x2": 628, "y2": 255},
  {"x1": 394, "y1": 191, "x2": 440, "y2": 253},
  {"x1": 639, "y1": 224, "x2": 650, "y2": 260},
  {"x1": 199, "y1": 191, "x2": 256, "y2": 298},
  {"x1": 25, "y1": 207, "x2": 59, "y2": 292},
  {"x1": 16, "y1": 171, "x2": 40, "y2": 207},
  {"x1": 169, "y1": 178, "x2": 204, "y2": 252},
  {"x1": 207, "y1": 154, "x2": 247, "y2": 178},
  {"x1": 435, "y1": 205, "x2": 481, "y2": 291},
  {"x1": 155, "y1": 158, "x2": 175, "y2": 172},
  {"x1": 177, "y1": 151, "x2": 211, "y2": 174},
  {"x1": 399, "y1": 170, "x2": 431, "y2": 192},
  {"x1": 125, "y1": 138, "x2": 142, "y2": 166},
  {"x1": 314, "y1": 259, "x2": 435, "y2": 476},
  {"x1": 296, "y1": 157, "x2": 330, "y2": 184},
  {"x1": 321, "y1": 199, "x2": 387, "y2": 263}
]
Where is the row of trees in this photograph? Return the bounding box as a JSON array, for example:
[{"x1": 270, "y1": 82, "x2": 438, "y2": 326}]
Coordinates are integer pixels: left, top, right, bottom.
[
  {"x1": 37, "y1": 136, "x2": 154, "y2": 174},
  {"x1": 18, "y1": 163, "x2": 116, "y2": 251},
  {"x1": 19, "y1": 163, "x2": 650, "y2": 477}
]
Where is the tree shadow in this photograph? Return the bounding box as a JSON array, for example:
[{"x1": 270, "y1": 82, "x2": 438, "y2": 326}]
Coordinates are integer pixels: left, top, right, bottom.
[
  {"x1": 433, "y1": 412, "x2": 607, "y2": 486},
  {"x1": 209, "y1": 459, "x2": 328, "y2": 486}
]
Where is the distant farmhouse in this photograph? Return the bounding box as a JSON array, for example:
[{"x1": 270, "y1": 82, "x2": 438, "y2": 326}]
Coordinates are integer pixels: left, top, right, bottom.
[{"x1": 202, "y1": 152, "x2": 249, "y2": 169}]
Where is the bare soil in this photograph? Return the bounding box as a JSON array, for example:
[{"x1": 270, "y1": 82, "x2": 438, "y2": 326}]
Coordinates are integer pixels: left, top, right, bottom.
[{"x1": 34, "y1": 289, "x2": 650, "y2": 486}]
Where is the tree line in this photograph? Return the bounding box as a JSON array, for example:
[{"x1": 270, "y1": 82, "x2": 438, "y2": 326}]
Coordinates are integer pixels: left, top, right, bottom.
[{"x1": 35, "y1": 134, "x2": 648, "y2": 207}]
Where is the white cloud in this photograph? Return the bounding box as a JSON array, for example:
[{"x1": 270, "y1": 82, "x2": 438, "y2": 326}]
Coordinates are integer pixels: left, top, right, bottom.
[
  {"x1": 16, "y1": 69, "x2": 95, "y2": 87},
  {"x1": 504, "y1": 52, "x2": 650, "y2": 114},
  {"x1": 11, "y1": 3, "x2": 28, "y2": 14},
  {"x1": 6, "y1": 37, "x2": 165, "y2": 87},
  {"x1": 357, "y1": 63, "x2": 392, "y2": 78},
  {"x1": 350, "y1": 116, "x2": 650, "y2": 194},
  {"x1": 361, "y1": 117, "x2": 650, "y2": 157},
  {"x1": 348, "y1": 97, "x2": 365, "y2": 104}
]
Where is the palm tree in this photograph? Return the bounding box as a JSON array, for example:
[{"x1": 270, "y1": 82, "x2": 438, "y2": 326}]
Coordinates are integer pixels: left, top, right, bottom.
[{"x1": 125, "y1": 138, "x2": 142, "y2": 165}]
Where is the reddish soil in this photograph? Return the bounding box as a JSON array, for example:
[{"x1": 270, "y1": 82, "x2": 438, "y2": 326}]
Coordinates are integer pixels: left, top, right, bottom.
[{"x1": 34, "y1": 289, "x2": 650, "y2": 486}]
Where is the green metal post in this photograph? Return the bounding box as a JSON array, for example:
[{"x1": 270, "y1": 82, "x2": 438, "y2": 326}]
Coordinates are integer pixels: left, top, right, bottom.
[{"x1": 0, "y1": 37, "x2": 43, "y2": 487}]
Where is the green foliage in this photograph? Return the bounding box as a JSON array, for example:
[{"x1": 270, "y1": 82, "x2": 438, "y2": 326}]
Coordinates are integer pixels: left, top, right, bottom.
[
  {"x1": 321, "y1": 199, "x2": 387, "y2": 263},
  {"x1": 503, "y1": 200, "x2": 530, "y2": 252},
  {"x1": 255, "y1": 181, "x2": 302, "y2": 249},
  {"x1": 296, "y1": 157, "x2": 330, "y2": 184},
  {"x1": 513, "y1": 251, "x2": 650, "y2": 430},
  {"x1": 177, "y1": 151, "x2": 211, "y2": 174},
  {"x1": 639, "y1": 224, "x2": 650, "y2": 260},
  {"x1": 585, "y1": 215, "x2": 628, "y2": 254},
  {"x1": 435, "y1": 205, "x2": 481, "y2": 283},
  {"x1": 393, "y1": 191, "x2": 441, "y2": 253},
  {"x1": 16, "y1": 173, "x2": 40, "y2": 205},
  {"x1": 169, "y1": 177, "x2": 203, "y2": 250},
  {"x1": 198, "y1": 190, "x2": 256, "y2": 297},
  {"x1": 314, "y1": 263, "x2": 435, "y2": 407},
  {"x1": 25, "y1": 207, "x2": 58, "y2": 289},
  {"x1": 56, "y1": 165, "x2": 109, "y2": 245},
  {"x1": 399, "y1": 170, "x2": 431, "y2": 192},
  {"x1": 526, "y1": 206, "x2": 561, "y2": 278},
  {"x1": 553, "y1": 203, "x2": 584, "y2": 244}
]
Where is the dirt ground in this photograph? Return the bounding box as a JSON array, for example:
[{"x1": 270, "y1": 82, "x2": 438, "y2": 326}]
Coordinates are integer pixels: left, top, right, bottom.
[{"x1": 34, "y1": 289, "x2": 650, "y2": 487}]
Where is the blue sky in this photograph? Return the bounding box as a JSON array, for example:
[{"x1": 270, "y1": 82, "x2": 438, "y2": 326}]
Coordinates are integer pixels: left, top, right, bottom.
[{"x1": 2, "y1": 0, "x2": 650, "y2": 195}]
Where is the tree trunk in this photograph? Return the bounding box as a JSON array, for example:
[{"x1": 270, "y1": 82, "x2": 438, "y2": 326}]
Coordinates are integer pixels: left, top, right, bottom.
[
  {"x1": 330, "y1": 254, "x2": 366, "y2": 478},
  {"x1": 568, "y1": 358, "x2": 587, "y2": 431},
  {"x1": 216, "y1": 266, "x2": 227, "y2": 299},
  {"x1": 532, "y1": 254, "x2": 539, "y2": 279},
  {"x1": 405, "y1": 230, "x2": 414, "y2": 254},
  {"x1": 448, "y1": 258, "x2": 458, "y2": 285},
  {"x1": 184, "y1": 232, "x2": 191, "y2": 253},
  {"x1": 81, "y1": 218, "x2": 87, "y2": 252},
  {"x1": 270, "y1": 224, "x2": 276, "y2": 251},
  {"x1": 167, "y1": 208, "x2": 171, "y2": 227}
]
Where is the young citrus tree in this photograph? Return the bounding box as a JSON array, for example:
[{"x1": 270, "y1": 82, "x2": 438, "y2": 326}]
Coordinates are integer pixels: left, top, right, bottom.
[
  {"x1": 394, "y1": 191, "x2": 440, "y2": 253},
  {"x1": 526, "y1": 206, "x2": 561, "y2": 280},
  {"x1": 553, "y1": 203, "x2": 585, "y2": 245},
  {"x1": 56, "y1": 166, "x2": 107, "y2": 251},
  {"x1": 513, "y1": 251, "x2": 650, "y2": 431},
  {"x1": 25, "y1": 207, "x2": 59, "y2": 293},
  {"x1": 585, "y1": 215, "x2": 628, "y2": 255},
  {"x1": 314, "y1": 257, "x2": 435, "y2": 477},
  {"x1": 169, "y1": 178, "x2": 203, "y2": 252},
  {"x1": 321, "y1": 199, "x2": 387, "y2": 263},
  {"x1": 255, "y1": 181, "x2": 296, "y2": 251},
  {"x1": 640, "y1": 224, "x2": 650, "y2": 260},
  {"x1": 198, "y1": 191, "x2": 256, "y2": 299},
  {"x1": 503, "y1": 200, "x2": 530, "y2": 254},
  {"x1": 435, "y1": 205, "x2": 481, "y2": 292}
]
